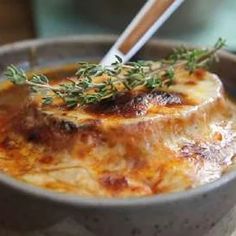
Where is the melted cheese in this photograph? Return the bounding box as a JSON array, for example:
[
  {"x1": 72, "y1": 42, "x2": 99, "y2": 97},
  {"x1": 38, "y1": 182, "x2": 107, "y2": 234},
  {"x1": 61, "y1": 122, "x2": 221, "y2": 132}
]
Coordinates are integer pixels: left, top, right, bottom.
[{"x1": 0, "y1": 67, "x2": 235, "y2": 198}]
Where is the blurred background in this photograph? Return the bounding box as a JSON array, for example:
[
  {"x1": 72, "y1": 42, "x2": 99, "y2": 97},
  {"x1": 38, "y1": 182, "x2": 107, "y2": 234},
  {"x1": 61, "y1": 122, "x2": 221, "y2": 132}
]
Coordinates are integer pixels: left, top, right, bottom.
[{"x1": 0, "y1": 0, "x2": 235, "y2": 49}]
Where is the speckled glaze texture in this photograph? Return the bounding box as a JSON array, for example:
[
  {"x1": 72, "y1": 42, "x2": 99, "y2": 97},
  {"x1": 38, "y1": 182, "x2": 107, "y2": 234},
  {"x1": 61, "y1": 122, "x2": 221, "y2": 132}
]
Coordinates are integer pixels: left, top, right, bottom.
[{"x1": 0, "y1": 35, "x2": 236, "y2": 236}]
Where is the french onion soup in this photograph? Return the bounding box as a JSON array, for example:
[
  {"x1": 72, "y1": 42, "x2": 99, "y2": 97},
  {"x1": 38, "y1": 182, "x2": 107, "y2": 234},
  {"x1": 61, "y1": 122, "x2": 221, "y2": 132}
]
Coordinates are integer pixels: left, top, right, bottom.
[{"x1": 1, "y1": 39, "x2": 236, "y2": 198}]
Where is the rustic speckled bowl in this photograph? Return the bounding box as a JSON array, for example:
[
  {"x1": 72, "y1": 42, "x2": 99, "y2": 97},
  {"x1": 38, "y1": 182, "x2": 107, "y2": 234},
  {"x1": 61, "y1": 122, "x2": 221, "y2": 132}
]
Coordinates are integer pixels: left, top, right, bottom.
[{"x1": 0, "y1": 35, "x2": 236, "y2": 236}]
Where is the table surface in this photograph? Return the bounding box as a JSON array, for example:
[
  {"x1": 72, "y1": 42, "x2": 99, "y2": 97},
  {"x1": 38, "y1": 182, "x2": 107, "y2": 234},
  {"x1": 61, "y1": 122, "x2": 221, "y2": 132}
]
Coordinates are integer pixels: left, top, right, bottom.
[{"x1": 1, "y1": 206, "x2": 236, "y2": 236}]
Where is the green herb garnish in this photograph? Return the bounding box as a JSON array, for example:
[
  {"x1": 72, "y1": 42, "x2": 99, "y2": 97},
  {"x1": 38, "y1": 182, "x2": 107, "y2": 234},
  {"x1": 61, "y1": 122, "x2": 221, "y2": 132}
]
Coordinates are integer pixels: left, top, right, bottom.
[{"x1": 4, "y1": 38, "x2": 225, "y2": 108}]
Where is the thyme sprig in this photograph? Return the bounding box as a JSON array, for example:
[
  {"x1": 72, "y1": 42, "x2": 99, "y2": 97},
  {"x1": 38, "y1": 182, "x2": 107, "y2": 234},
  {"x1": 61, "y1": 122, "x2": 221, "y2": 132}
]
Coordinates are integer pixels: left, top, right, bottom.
[{"x1": 4, "y1": 38, "x2": 225, "y2": 108}]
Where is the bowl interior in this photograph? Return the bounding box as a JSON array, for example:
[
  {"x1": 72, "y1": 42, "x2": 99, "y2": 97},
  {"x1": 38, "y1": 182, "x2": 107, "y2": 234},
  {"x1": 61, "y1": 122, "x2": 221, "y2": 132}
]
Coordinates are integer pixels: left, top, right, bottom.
[{"x1": 0, "y1": 35, "x2": 235, "y2": 207}]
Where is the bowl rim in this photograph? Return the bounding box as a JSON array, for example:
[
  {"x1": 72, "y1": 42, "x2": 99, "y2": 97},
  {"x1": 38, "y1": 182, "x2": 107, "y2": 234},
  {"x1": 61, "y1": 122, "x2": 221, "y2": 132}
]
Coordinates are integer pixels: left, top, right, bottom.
[{"x1": 0, "y1": 34, "x2": 236, "y2": 208}]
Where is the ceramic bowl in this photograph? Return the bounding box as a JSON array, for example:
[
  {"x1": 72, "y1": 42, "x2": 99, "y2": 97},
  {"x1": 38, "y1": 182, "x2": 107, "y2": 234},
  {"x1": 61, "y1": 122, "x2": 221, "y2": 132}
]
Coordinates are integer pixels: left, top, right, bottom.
[{"x1": 0, "y1": 35, "x2": 235, "y2": 236}]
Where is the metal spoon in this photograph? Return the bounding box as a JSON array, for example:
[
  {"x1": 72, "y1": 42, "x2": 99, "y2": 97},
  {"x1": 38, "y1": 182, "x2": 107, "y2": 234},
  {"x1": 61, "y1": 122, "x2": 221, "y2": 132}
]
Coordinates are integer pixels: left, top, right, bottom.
[{"x1": 101, "y1": 0, "x2": 185, "y2": 65}]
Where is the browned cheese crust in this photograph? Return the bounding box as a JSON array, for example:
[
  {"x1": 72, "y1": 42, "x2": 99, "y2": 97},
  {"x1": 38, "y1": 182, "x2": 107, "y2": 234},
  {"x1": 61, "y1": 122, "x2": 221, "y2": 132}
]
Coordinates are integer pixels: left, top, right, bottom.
[{"x1": 0, "y1": 68, "x2": 235, "y2": 197}]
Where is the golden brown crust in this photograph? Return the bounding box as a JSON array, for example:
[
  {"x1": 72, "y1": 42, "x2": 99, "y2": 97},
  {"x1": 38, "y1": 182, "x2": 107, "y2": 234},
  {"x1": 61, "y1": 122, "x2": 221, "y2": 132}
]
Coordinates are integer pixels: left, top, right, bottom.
[{"x1": 0, "y1": 69, "x2": 235, "y2": 197}]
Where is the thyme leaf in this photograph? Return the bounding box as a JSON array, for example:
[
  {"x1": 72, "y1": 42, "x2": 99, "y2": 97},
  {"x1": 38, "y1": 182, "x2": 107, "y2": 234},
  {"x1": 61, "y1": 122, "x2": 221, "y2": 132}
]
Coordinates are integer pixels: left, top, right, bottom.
[{"x1": 4, "y1": 38, "x2": 226, "y2": 108}]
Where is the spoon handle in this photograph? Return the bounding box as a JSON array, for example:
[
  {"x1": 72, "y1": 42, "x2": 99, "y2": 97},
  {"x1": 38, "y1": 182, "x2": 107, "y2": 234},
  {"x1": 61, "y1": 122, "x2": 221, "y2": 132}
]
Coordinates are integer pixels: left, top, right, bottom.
[{"x1": 101, "y1": 0, "x2": 184, "y2": 65}]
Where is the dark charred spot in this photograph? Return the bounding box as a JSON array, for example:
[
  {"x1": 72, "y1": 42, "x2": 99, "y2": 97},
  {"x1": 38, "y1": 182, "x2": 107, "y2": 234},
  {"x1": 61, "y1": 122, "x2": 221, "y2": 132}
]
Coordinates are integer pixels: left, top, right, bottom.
[
  {"x1": 86, "y1": 90, "x2": 183, "y2": 117},
  {"x1": 0, "y1": 137, "x2": 17, "y2": 150},
  {"x1": 49, "y1": 116, "x2": 101, "y2": 134},
  {"x1": 27, "y1": 130, "x2": 41, "y2": 142},
  {"x1": 38, "y1": 155, "x2": 54, "y2": 164},
  {"x1": 100, "y1": 174, "x2": 128, "y2": 191}
]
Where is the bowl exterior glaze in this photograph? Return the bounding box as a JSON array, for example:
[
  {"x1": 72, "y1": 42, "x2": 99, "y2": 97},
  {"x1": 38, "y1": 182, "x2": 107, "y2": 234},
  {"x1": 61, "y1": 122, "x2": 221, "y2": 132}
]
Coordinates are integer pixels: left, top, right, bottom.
[{"x1": 0, "y1": 35, "x2": 236, "y2": 236}]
